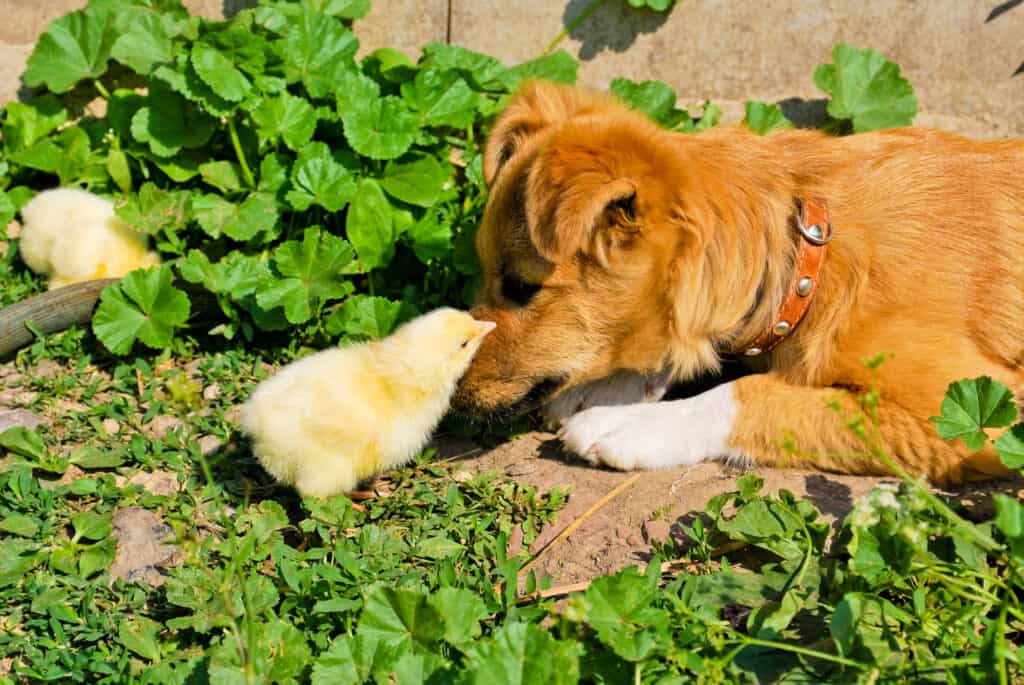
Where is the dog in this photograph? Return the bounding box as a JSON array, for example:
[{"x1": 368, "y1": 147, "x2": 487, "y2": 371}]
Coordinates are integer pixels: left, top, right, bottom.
[{"x1": 451, "y1": 79, "x2": 1024, "y2": 485}]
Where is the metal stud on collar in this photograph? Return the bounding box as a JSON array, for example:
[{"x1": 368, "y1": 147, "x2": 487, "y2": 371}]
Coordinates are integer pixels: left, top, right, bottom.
[
  {"x1": 796, "y1": 214, "x2": 833, "y2": 246},
  {"x1": 796, "y1": 276, "x2": 814, "y2": 297},
  {"x1": 744, "y1": 347, "x2": 762, "y2": 356},
  {"x1": 772, "y1": 320, "x2": 791, "y2": 336}
]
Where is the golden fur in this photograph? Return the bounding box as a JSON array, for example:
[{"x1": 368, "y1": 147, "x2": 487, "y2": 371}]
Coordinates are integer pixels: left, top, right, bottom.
[{"x1": 453, "y1": 80, "x2": 1024, "y2": 484}]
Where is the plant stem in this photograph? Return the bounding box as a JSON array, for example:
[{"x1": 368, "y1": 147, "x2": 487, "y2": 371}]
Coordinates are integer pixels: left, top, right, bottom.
[
  {"x1": 92, "y1": 79, "x2": 111, "y2": 99},
  {"x1": 227, "y1": 117, "x2": 256, "y2": 188},
  {"x1": 542, "y1": 0, "x2": 609, "y2": 56},
  {"x1": 738, "y1": 638, "x2": 863, "y2": 669}
]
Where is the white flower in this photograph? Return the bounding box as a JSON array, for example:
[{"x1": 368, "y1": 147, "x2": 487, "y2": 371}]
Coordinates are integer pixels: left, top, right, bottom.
[{"x1": 873, "y1": 490, "x2": 900, "y2": 511}]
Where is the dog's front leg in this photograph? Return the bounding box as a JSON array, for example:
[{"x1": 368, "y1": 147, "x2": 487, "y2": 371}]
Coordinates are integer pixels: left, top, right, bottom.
[
  {"x1": 559, "y1": 373, "x2": 981, "y2": 483},
  {"x1": 541, "y1": 366, "x2": 673, "y2": 429}
]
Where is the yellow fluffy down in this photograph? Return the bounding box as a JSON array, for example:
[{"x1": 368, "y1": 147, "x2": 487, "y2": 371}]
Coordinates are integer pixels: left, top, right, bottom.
[
  {"x1": 240, "y1": 308, "x2": 494, "y2": 498},
  {"x1": 18, "y1": 187, "x2": 161, "y2": 290}
]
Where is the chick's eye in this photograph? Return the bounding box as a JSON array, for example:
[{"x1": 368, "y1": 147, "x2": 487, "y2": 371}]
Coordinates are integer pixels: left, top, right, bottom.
[
  {"x1": 501, "y1": 273, "x2": 541, "y2": 307},
  {"x1": 460, "y1": 340, "x2": 469, "y2": 348}
]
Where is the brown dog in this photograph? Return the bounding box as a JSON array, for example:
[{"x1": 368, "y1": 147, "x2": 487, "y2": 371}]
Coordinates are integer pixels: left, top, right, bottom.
[{"x1": 452, "y1": 80, "x2": 1024, "y2": 485}]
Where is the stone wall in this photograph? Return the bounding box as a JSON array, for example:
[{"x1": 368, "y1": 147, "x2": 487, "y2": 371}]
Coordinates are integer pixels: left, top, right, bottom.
[{"x1": 1, "y1": 0, "x2": 1021, "y2": 138}]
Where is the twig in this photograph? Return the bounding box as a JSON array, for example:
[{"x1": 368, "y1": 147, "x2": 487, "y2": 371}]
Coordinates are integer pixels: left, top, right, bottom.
[
  {"x1": 517, "y1": 472, "x2": 642, "y2": 579},
  {"x1": 542, "y1": 0, "x2": 610, "y2": 56}
]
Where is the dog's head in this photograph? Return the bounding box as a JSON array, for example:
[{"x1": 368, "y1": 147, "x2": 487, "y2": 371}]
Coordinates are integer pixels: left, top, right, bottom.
[{"x1": 453, "y1": 80, "x2": 784, "y2": 417}]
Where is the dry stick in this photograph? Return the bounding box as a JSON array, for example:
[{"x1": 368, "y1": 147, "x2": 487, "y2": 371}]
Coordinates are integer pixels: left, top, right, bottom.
[{"x1": 517, "y1": 472, "x2": 643, "y2": 580}]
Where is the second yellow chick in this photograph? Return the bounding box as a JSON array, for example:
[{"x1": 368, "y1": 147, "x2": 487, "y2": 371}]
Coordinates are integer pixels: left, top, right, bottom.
[
  {"x1": 240, "y1": 308, "x2": 496, "y2": 498},
  {"x1": 18, "y1": 187, "x2": 160, "y2": 290}
]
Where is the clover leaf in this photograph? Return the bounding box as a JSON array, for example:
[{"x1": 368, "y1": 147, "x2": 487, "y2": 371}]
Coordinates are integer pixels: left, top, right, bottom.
[{"x1": 92, "y1": 265, "x2": 191, "y2": 355}]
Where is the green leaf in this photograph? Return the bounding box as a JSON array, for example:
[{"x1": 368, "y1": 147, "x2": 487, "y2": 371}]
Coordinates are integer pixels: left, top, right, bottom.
[
  {"x1": 743, "y1": 101, "x2": 793, "y2": 134},
  {"x1": 0, "y1": 427, "x2": 47, "y2": 461},
  {"x1": 463, "y1": 621, "x2": 581, "y2": 685},
  {"x1": 584, "y1": 570, "x2": 669, "y2": 661},
  {"x1": 191, "y1": 42, "x2": 252, "y2": 103},
  {"x1": 72, "y1": 510, "x2": 112, "y2": 542},
  {"x1": 250, "y1": 93, "x2": 318, "y2": 152},
  {"x1": 118, "y1": 616, "x2": 162, "y2": 661},
  {"x1": 179, "y1": 250, "x2": 266, "y2": 300},
  {"x1": 79, "y1": 539, "x2": 115, "y2": 577},
  {"x1": 428, "y1": 587, "x2": 488, "y2": 648},
  {"x1": 305, "y1": 0, "x2": 371, "y2": 19},
  {"x1": 92, "y1": 266, "x2": 191, "y2": 354},
  {"x1": 421, "y1": 43, "x2": 513, "y2": 92},
  {"x1": 0, "y1": 515, "x2": 40, "y2": 539},
  {"x1": 346, "y1": 179, "x2": 396, "y2": 270},
  {"x1": 192, "y1": 192, "x2": 279, "y2": 242},
  {"x1": 929, "y1": 376, "x2": 1017, "y2": 451},
  {"x1": 508, "y1": 50, "x2": 579, "y2": 86},
  {"x1": 115, "y1": 183, "x2": 190, "y2": 236},
  {"x1": 380, "y1": 154, "x2": 451, "y2": 208},
  {"x1": 405, "y1": 211, "x2": 452, "y2": 263},
  {"x1": 358, "y1": 585, "x2": 444, "y2": 650},
  {"x1": 286, "y1": 141, "x2": 357, "y2": 212},
  {"x1": 131, "y1": 81, "x2": 216, "y2": 157},
  {"x1": 0, "y1": 538, "x2": 43, "y2": 587},
  {"x1": 255, "y1": 228, "x2": 356, "y2": 324},
  {"x1": 996, "y1": 424, "x2": 1024, "y2": 470},
  {"x1": 282, "y1": 8, "x2": 359, "y2": 98},
  {"x1": 2, "y1": 96, "x2": 68, "y2": 152},
  {"x1": 342, "y1": 95, "x2": 420, "y2": 160},
  {"x1": 994, "y1": 494, "x2": 1024, "y2": 539},
  {"x1": 199, "y1": 161, "x2": 245, "y2": 194},
  {"x1": 107, "y1": 148, "x2": 133, "y2": 193},
  {"x1": 813, "y1": 44, "x2": 917, "y2": 132},
  {"x1": 400, "y1": 67, "x2": 480, "y2": 129},
  {"x1": 366, "y1": 47, "x2": 417, "y2": 83},
  {"x1": 312, "y1": 634, "x2": 394, "y2": 685},
  {"x1": 111, "y1": 13, "x2": 174, "y2": 75},
  {"x1": 326, "y1": 295, "x2": 403, "y2": 339},
  {"x1": 627, "y1": 0, "x2": 676, "y2": 9},
  {"x1": 54, "y1": 126, "x2": 94, "y2": 186},
  {"x1": 610, "y1": 77, "x2": 690, "y2": 130},
  {"x1": 208, "y1": 618, "x2": 310, "y2": 683},
  {"x1": 69, "y1": 447, "x2": 126, "y2": 469},
  {"x1": 0, "y1": 190, "x2": 13, "y2": 228},
  {"x1": 24, "y1": 7, "x2": 116, "y2": 93}
]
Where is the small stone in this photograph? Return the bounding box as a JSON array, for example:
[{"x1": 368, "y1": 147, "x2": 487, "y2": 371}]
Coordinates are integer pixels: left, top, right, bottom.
[
  {"x1": 505, "y1": 460, "x2": 539, "y2": 477},
  {"x1": 642, "y1": 519, "x2": 673, "y2": 544},
  {"x1": 32, "y1": 359, "x2": 62, "y2": 379},
  {"x1": 102, "y1": 418, "x2": 120, "y2": 435},
  {"x1": 0, "y1": 408, "x2": 43, "y2": 432},
  {"x1": 224, "y1": 405, "x2": 242, "y2": 425},
  {"x1": 451, "y1": 469, "x2": 474, "y2": 483},
  {"x1": 626, "y1": 534, "x2": 643, "y2": 547},
  {"x1": 110, "y1": 507, "x2": 183, "y2": 587},
  {"x1": 144, "y1": 415, "x2": 185, "y2": 438},
  {"x1": 6, "y1": 220, "x2": 21, "y2": 239},
  {"x1": 506, "y1": 524, "x2": 524, "y2": 558},
  {"x1": 202, "y1": 384, "x2": 221, "y2": 401},
  {"x1": 197, "y1": 434, "x2": 223, "y2": 456},
  {"x1": 127, "y1": 470, "x2": 181, "y2": 496}
]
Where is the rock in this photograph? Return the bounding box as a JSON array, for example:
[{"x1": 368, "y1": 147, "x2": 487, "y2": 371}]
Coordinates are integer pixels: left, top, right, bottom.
[
  {"x1": 109, "y1": 507, "x2": 183, "y2": 587},
  {"x1": 126, "y1": 470, "x2": 181, "y2": 496},
  {"x1": 102, "y1": 418, "x2": 120, "y2": 435},
  {"x1": 32, "y1": 359, "x2": 62, "y2": 379},
  {"x1": 451, "y1": 469, "x2": 474, "y2": 483},
  {"x1": 506, "y1": 524, "x2": 524, "y2": 558},
  {"x1": 144, "y1": 415, "x2": 185, "y2": 438},
  {"x1": 642, "y1": 518, "x2": 673, "y2": 545},
  {"x1": 197, "y1": 434, "x2": 223, "y2": 456},
  {"x1": 202, "y1": 383, "x2": 221, "y2": 401},
  {"x1": 0, "y1": 408, "x2": 42, "y2": 432}
]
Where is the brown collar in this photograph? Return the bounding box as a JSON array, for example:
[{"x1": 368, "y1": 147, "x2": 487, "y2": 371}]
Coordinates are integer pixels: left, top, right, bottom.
[{"x1": 738, "y1": 199, "x2": 833, "y2": 357}]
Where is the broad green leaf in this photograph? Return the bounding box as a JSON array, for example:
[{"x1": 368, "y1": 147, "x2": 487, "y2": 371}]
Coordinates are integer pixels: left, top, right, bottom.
[
  {"x1": 996, "y1": 424, "x2": 1024, "y2": 470},
  {"x1": 312, "y1": 634, "x2": 396, "y2": 685},
  {"x1": 627, "y1": 0, "x2": 676, "y2": 9},
  {"x1": 0, "y1": 538, "x2": 43, "y2": 587},
  {"x1": 72, "y1": 510, "x2": 112, "y2": 542},
  {"x1": 305, "y1": 0, "x2": 370, "y2": 18},
  {"x1": 610, "y1": 77, "x2": 690, "y2": 130},
  {"x1": 421, "y1": 43, "x2": 514, "y2": 92},
  {"x1": 508, "y1": 50, "x2": 579, "y2": 86},
  {"x1": 208, "y1": 618, "x2": 310, "y2": 683},
  {"x1": 831, "y1": 594, "x2": 862, "y2": 657},
  {"x1": 994, "y1": 494, "x2": 1024, "y2": 539},
  {"x1": 0, "y1": 515, "x2": 40, "y2": 539},
  {"x1": 358, "y1": 585, "x2": 444, "y2": 650},
  {"x1": 428, "y1": 587, "x2": 488, "y2": 647},
  {"x1": 179, "y1": 250, "x2": 267, "y2": 300},
  {"x1": 405, "y1": 211, "x2": 452, "y2": 263},
  {"x1": 813, "y1": 44, "x2": 917, "y2": 132},
  {"x1": 255, "y1": 228, "x2": 356, "y2": 324},
  {"x1": 584, "y1": 570, "x2": 669, "y2": 662},
  {"x1": 930, "y1": 376, "x2": 1017, "y2": 451},
  {"x1": 400, "y1": 67, "x2": 479, "y2": 129},
  {"x1": 342, "y1": 95, "x2": 420, "y2": 160},
  {"x1": 54, "y1": 126, "x2": 94, "y2": 186},
  {"x1": 743, "y1": 101, "x2": 793, "y2": 134},
  {"x1": 366, "y1": 47, "x2": 417, "y2": 83},
  {"x1": 346, "y1": 179, "x2": 396, "y2": 270},
  {"x1": 282, "y1": 8, "x2": 359, "y2": 98},
  {"x1": 69, "y1": 447, "x2": 126, "y2": 469},
  {"x1": 380, "y1": 154, "x2": 451, "y2": 208},
  {"x1": 192, "y1": 192, "x2": 279, "y2": 242},
  {"x1": 191, "y1": 42, "x2": 252, "y2": 103},
  {"x1": 0, "y1": 427, "x2": 47, "y2": 461},
  {"x1": 326, "y1": 295, "x2": 403, "y2": 339},
  {"x1": 199, "y1": 161, "x2": 245, "y2": 193},
  {"x1": 131, "y1": 81, "x2": 216, "y2": 157},
  {"x1": 463, "y1": 621, "x2": 581, "y2": 685},
  {"x1": 115, "y1": 183, "x2": 190, "y2": 236},
  {"x1": 286, "y1": 141, "x2": 356, "y2": 212},
  {"x1": 153, "y1": 58, "x2": 236, "y2": 117},
  {"x1": 2, "y1": 96, "x2": 68, "y2": 152},
  {"x1": 111, "y1": 13, "x2": 174, "y2": 74},
  {"x1": 0, "y1": 191, "x2": 13, "y2": 228},
  {"x1": 118, "y1": 616, "x2": 162, "y2": 661},
  {"x1": 92, "y1": 266, "x2": 191, "y2": 354},
  {"x1": 107, "y1": 148, "x2": 133, "y2": 193},
  {"x1": 24, "y1": 7, "x2": 117, "y2": 93},
  {"x1": 847, "y1": 527, "x2": 887, "y2": 583},
  {"x1": 250, "y1": 93, "x2": 318, "y2": 151}
]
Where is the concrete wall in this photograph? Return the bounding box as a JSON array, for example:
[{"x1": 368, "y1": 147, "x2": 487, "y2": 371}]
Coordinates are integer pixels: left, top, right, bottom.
[{"x1": 1, "y1": 1, "x2": 1021, "y2": 138}]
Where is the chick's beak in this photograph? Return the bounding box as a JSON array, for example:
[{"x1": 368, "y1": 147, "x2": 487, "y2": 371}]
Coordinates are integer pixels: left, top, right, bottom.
[{"x1": 473, "y1": 320, "x2": 497, "y2": 337}]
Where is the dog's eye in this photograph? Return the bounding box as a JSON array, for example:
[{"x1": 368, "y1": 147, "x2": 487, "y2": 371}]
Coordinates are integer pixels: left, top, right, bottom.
[
  {"x1": 610, "y1": 193, "x2": 637, "y2": 222},
  {"x1": 501, "y1": 273, "x2": 541, "y2": 307}
]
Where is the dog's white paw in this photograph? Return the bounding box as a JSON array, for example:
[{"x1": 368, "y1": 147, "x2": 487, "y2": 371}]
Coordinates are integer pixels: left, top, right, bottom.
[
  {"x1": 542, "y1": 366, "x2": 673, "y2": 429},
  {"x1": 558, "y1": 382, "x2": 745, "y2": 471}
]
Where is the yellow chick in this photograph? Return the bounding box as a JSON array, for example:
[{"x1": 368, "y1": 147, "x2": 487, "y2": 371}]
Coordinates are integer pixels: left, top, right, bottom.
[
  {"x1": 239, "y1": 308, "x2": 496, "y2": 498},
  {"x1": 18, "y1": 187, "x2": 160, "y2": 290}
]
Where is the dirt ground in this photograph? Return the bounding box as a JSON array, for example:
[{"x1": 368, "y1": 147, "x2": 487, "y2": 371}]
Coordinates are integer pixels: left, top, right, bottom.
[{"x1": 434, "y1": 431, "x2": 1024, "y2": 589}]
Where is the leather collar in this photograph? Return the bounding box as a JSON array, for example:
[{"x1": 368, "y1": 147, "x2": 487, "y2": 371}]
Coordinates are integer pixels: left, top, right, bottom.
[{"x1": 734, "y1": 199, "x2": 832, "y2": 357}]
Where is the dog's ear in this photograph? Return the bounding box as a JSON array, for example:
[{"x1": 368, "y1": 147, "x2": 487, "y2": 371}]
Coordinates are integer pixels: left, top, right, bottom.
[
  {"x1": 483, "y1": 80, "x2": 600, "y2": 187},
  {"x1": 525, "y1": 166, "x2": 638, "y2": 263}
]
